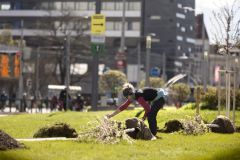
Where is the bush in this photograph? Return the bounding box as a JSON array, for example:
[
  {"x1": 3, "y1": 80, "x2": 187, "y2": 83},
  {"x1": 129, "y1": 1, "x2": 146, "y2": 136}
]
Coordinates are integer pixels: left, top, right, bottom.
[
  {"x1": 139, "y1": 77, "x2": 165, "y2": 88},
  {"x1": 196, "y1": 86, "x2": 240, "y2": 110},
  {"x1": 33, "y1": 122, "x2": 78, "y2": 138},
  {"x1": 169, "y1": 83, "x2": 191, "y2": 106},
  {"x1": 99, "y1": 70, "x2": 127, "y2": 96},
  {"x1": 198, "y1": 86, "x2": 218, "y2": 110},
  {"x1": 181, "y1": 103, "x2": 196, "y2": 110}
]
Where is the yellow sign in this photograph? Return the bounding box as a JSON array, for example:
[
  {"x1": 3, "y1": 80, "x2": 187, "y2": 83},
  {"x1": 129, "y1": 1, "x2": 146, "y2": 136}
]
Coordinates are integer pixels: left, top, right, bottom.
[{"x1": 91, "y1": 14, "x2": 106, "y2": 34}]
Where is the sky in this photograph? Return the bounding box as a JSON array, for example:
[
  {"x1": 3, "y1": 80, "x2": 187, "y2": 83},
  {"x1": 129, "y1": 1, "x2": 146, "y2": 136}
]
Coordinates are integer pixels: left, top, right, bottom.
[{"x1": 195, "y1": 0, "x2": 239, "y2": 43}]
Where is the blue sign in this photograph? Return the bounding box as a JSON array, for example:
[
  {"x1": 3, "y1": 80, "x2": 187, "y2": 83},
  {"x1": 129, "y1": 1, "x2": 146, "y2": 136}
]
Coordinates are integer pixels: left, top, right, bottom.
[{"x1": 150, "y1": 67, "x2": 160, "y2": 77}]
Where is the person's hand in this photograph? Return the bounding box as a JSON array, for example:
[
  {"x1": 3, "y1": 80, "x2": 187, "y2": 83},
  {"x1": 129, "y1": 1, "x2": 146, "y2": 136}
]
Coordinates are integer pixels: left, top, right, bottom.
[
  {"x1": 105, "y1": 114, "x2": 112, "y2": 119},
  {"x1": 141, "y1": 116, "x2": 146, "y2": 121}
]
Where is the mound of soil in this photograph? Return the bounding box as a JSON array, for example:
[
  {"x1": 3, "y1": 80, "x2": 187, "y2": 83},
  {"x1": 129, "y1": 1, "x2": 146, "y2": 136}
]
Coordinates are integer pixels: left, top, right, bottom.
[
  {"x1": 33, "y1": 122, "x2": 78, "y2": 138},
  {"x1": 210, "y1": 115, "x2": 235, "y2": 133},
  {"x1": 162, "y1": 119, "x2": 183, "y2": 133},
  {"x1": 0, "y1": 130, "x2": 24, "y2": 151},
  {"x1": 125, "y1": 118, "x2": 154, "y2": 140}
]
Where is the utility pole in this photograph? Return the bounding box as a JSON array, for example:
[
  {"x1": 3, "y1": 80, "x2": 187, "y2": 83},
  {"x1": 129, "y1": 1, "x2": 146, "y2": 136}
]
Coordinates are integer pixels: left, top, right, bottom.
[
  {"x1": 201, "y1": 14, "x2": 208, "y2": 92},
  {"x1": 162, "y1": 52, "x2": 166, "y2": 81},
  {"x1": 120, "y1": 0, "x2": 126, "y2": 53},
  {"x1": 35, "y1": 47, "x2": 40, "y2": 103},
  {"x1": 145, "y1": 35, "x2": 151, "y2": 87},
  {"x1": 65, "y1": 34, "x2": 70, "y2": 110},
  {"x1": 137, "y1": 42, "x2": 141, "y2": 87},
  {"x1": 18, "y1": 19, "x2": 24, "y2": 112},
  {"x1": 91, "y1": 0, "x2": 101, "y2": 110}
]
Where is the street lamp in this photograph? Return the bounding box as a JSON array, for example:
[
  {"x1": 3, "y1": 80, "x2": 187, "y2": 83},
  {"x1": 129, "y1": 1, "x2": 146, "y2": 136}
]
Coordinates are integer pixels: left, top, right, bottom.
[
  {"x1": 203, "y1": 51, "x2": 208, "y2": 92},
  {"x1": 180, "y1": 6, "x2": 207, "y2": 87},
  {"x1": 145, "y1": 33, "x2": 155, "y2": 87}
]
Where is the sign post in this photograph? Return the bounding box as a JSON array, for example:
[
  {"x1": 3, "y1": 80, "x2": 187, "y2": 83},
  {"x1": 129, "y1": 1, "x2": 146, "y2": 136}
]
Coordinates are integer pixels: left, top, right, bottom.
[{"x1": 91, "y1": 5, "x2": 105, "y2": 110}]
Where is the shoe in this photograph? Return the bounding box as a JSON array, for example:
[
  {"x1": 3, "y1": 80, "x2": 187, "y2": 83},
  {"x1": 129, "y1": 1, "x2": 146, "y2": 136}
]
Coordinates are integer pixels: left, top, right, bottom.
[{"x1": 151, "y1": 136, "x2": 157, "y2": 140}]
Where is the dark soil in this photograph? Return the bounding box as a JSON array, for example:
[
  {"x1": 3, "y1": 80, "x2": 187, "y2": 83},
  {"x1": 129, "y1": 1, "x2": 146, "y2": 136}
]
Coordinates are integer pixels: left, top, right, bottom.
[
  {"x1": 33, "y1": 122, "x2": 78, "y2": 138},
  {"x1": 161, "y1": 119, "x2": 183, "y2": 133},
  {"x1": 0, "y1": 130, "x2": 24, "y2": 151}
]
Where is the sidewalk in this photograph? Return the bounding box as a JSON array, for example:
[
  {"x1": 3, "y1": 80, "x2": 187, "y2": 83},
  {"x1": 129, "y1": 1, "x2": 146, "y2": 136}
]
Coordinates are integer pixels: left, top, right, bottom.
[{"x1": 16, "y1": 137, "x2": 77, "y2": 142}]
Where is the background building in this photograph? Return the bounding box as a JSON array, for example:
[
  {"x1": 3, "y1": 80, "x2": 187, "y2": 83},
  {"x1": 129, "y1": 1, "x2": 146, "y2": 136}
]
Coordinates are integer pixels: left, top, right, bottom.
[{"x1": 0, "y1": 0, "x2": 202, "y2": 97}]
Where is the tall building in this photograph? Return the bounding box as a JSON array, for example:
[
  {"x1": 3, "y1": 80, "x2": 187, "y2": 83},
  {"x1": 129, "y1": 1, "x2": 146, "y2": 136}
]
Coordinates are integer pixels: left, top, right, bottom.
[{"x1": 0, "y1": 0, "x2": 197, "y2": 95}]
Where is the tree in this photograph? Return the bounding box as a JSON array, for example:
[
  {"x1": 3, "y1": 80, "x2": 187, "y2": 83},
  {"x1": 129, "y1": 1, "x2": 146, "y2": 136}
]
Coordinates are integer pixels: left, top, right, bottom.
[
  {"x1": 210, "y1": 0, "x2": 240, "y2": 54},
  {"x1": 99, "y1": 70, "x2": 127, "y2": 97},
  {"x1": 30, "y1": 9, "x2": 91, "y2": 86},
  {"x1": 139, "y1": 77, "x2": 165, "y2": 88}
]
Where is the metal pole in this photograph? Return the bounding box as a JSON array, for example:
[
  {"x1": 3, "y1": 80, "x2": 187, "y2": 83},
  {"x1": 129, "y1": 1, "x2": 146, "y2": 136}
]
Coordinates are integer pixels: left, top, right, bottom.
[
  {"x1": 162, "y1": 52, "x2": 166, "y2": 81},
  {"x1": 145, "y1": 36, "x2": 151, "y2": 87},
  {"x1": 233, "y1": 71, "x2": 236, "y2": 126},
  {"x1": 91, "y1": 0, "x2": 101, "y2": 110},
  {"x1": 18, "y1": 19, "x2": 24, "y2": 112},
  {"x1": 65, "y1": 34, "x2": 70, "y2": 110},
  {"x1": 120, "y1": 0, "x2": 126, "y2": 53},
  {"x1": 35, "y1": 47, "x2": 40, "y2": 108},
  {"x1": 137, "y1": 41, "x2": 141, "y2": 87},
  {"x1": 217, "y1": 71, "x2": 221, "y2": 115},
  {"x1": 202, "y1": 14, "x2": 207, "y2": 92}
]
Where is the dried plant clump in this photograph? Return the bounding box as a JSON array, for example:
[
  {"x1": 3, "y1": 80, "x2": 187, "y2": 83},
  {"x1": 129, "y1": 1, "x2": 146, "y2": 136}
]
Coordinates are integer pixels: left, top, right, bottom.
[
  {"x1": 78, "y1": 118, "x2": 134, "y2": 144},
  {"x1": 180, "y1": 115, "x2": 208, "y2": 135}
]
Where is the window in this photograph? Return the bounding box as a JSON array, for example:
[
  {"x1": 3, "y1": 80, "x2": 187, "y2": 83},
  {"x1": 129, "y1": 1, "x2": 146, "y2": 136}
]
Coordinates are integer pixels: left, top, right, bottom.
[
  {"x1": 176, "y1": 23, "x2": 180, "y2": 27},
  {"x1": 152, "y1": 38, "x2": 160, "y2": 43},
  {"x1": 150, "y1": 16, "x2": 161, "y2": 20},
  {"x1": 189, "y1": 25, "x2": 193, "y2": 31},
  {"x1": 177, "y1": 3, "x2": 182, "y2": 8},
  {"x1": 188, "y1": 48, "x2": 192, "y2": 53},
  {"x1": 186, "y1": 38, "x2": 195, "y2": 44},
  {"x1": 53, "y1": 2, "x2": 62, "y2": 10},
  {"x1": 88, "y1": 2, "x2": 95, "y2": 10},
  {"x1": 1, "y1": 3, "x2": 10, "y2": 10},
  {"x1": 128, "y1": 2, "x2": 141, "y2": 10},
  {"x1": 106, "y1": 22, "x2": 114, "y2": 30},
  {"x1": 76, "y1": 2, "x2": 88, "y2": 10},
  {"x1": 181, "y1": 27, "x2": 186, "y2": 32},
  {"x1": 115, "y1": 2, "x2": 123, "y2": 10},
  {"x1": 177, "y1": 35, "x2": 183, "y2": 41},
  {"x1": 62, "y1": 2, "x2": 75, "y2": 10},
  {"x1": 132, "y1": 22, "x2": 140, "y2": 30},
  {"x1": 102, "y1": 2, "x2": 115, "y2": 10},
  {"x1": 176, "y1": 13, "x2": 186, "y2": 19},
  {"x1": 177, "y1": 45, "x2": 182, "y2": 50},
  {"x1": 114, "y1": 22, "x2": 122, "y2": 30}
]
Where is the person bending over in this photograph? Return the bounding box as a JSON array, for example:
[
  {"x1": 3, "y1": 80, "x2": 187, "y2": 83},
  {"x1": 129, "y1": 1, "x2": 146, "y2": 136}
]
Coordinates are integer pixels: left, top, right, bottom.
[{"x1": 106, "y1": 83, "x2": 167, "y2": 136}]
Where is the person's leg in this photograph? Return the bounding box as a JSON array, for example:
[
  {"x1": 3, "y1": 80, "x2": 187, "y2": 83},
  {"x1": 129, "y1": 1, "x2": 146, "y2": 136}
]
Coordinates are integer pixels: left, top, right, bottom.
[{"x1": 147, "y1": 98, "x2": 165, "y2": 135}]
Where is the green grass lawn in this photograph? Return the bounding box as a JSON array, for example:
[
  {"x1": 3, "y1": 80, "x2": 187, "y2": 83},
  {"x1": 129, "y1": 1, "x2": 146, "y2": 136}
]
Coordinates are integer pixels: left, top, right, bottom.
[{"x1": 0, "y1": 107, "x2": 240, "y2": 160}]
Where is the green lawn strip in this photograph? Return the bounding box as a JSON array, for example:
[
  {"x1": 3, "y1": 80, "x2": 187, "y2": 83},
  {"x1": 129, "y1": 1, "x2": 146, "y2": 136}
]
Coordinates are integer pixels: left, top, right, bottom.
[
  {"x1": 0, "y1": 108, "x2": 239, "y2": 138},
  {"x1": 0, "y1": 109, "x2": 240, "y2": 160},
  {"x1": 0, "y1": 133, "x2": 240, "y2": 160}
]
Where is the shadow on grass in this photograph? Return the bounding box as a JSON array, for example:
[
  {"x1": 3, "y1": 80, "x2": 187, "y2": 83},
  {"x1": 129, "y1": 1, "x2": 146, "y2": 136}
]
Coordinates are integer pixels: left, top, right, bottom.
[
  {"x1": 0, "y1": 151, "x2": 30, "y2": 160},
  {"x1": 210, "y1": 147, "x2": 240, "y2": 160}
]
